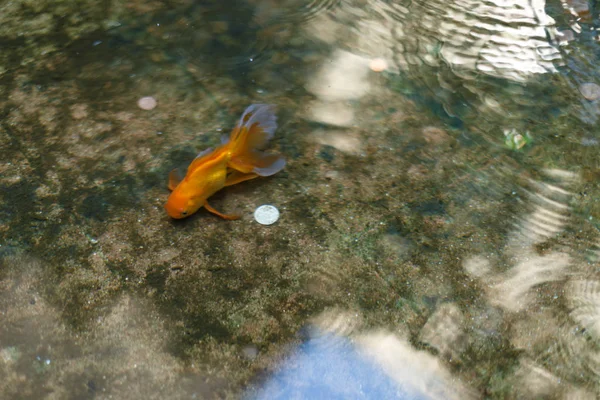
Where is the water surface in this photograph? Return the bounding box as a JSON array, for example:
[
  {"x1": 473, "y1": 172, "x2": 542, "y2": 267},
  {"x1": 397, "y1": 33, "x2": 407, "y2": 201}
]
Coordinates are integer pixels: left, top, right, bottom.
[{"x1": 1, "y1": 0, "x2": 600, "y2": 398}]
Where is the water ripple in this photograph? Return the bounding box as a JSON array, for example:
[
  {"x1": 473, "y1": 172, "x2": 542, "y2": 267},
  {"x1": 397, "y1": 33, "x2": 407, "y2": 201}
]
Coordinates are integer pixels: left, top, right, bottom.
[
  {"x1": 567, "y1": 279, "x2": 600, "y2": 341},
  {"x1": 341, "y1": 0, "x2": 562, "y2": 81},
  {"x1": 511, "y1": 168, "x2": 579, "y2": 247},
  {"x1": 272, "y1": 0, "x2": 342, "y2": 23}
]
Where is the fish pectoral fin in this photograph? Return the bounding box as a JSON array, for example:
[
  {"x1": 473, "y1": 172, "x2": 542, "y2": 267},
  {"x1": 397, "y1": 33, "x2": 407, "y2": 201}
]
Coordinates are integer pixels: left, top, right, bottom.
[
  {"x1": 224, "y1": 170, "x2": 259, "y2": 187},
  {"x1": 204, "y1": 201, "x2": 240, "y2": 220},
  {"x1": 168, "y1": 168, "x2": 183, "y2": 191}
]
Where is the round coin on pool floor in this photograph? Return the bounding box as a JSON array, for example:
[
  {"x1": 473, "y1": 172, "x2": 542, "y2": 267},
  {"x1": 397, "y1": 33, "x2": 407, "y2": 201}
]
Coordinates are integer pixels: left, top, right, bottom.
[{"x1": 254, "y1": 205, "x2": 280, "y2": 225}]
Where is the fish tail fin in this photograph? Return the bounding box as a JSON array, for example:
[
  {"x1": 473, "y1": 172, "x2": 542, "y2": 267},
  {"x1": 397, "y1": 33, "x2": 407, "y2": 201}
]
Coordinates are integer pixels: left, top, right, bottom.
[{"x1": 226, "y1": 104, "x2": 286, "y2": 176}]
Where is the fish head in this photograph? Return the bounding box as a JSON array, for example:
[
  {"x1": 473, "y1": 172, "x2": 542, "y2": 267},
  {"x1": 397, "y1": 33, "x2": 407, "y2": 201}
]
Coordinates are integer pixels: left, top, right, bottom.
[{"x1": 165, "y1": 190, "x2": 198, "y2": 219}]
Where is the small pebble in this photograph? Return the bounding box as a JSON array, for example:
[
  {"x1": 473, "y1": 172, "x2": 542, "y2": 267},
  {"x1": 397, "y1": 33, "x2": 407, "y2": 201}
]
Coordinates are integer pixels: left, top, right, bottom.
[
  {"x1": 137, "y1": 96, "x2": 157, "y2": 110},
  {"x1": 324, "y1": 170, "x2": 340, "y2": 180},
  {"x1": 369, "y1": 58, "x2": 388, "y2": 72},
  {"x1": 579, "y1": 83, "x2": 600, "y2": 101},
  {"x1": 422, "y1": 126, "x2": 451, "y2": 145},
  {"x1": 254, "y1": 205, "x2": 280, "y2": 225},
  {"x1": 70, "y1": 104, "x2": 88, "y2": 120}
]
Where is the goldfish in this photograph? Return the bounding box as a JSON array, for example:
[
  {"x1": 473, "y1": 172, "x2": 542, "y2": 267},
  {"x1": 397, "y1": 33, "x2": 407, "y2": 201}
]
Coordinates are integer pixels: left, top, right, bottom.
[{"x1": 165, "y1": 104, "x2": 285, "y2": 220}]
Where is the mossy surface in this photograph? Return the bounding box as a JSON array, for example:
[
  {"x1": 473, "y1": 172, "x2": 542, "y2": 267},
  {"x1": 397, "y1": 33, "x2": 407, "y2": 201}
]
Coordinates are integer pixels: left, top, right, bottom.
[{"x1": 2, "y1": 0, "x2": 600, "y2": 399}]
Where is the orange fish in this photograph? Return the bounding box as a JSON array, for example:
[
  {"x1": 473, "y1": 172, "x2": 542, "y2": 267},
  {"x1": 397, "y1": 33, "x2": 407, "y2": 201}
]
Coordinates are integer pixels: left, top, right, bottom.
[{"x1": 165, "y1": 104, "x2": 285, "y2": 220}]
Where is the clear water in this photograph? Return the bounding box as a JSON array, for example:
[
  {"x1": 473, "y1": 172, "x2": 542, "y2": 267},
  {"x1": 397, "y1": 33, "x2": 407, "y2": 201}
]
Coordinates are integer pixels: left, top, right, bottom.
[{"x1": 1, "y1": 0, "x2": 600, "y2": 398}]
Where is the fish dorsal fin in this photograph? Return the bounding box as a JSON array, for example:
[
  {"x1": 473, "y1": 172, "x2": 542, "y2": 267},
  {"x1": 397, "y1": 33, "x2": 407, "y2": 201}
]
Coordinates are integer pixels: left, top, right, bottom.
[
  {"x1": 187, "y1": 147, "x2": 214, "y2": 171},
  {"x1": 196, "y1": 147, "x2": 214, "y2": 159},
  {"x1": 168, "y1": 168, "x2": 183, "y2": 191}
]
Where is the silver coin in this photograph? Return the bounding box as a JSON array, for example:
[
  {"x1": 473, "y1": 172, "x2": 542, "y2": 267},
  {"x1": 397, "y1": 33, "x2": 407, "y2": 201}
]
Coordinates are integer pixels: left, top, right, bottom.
[{"x1": 254, "y1": 205, "x2": 280, "y2": 225}]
